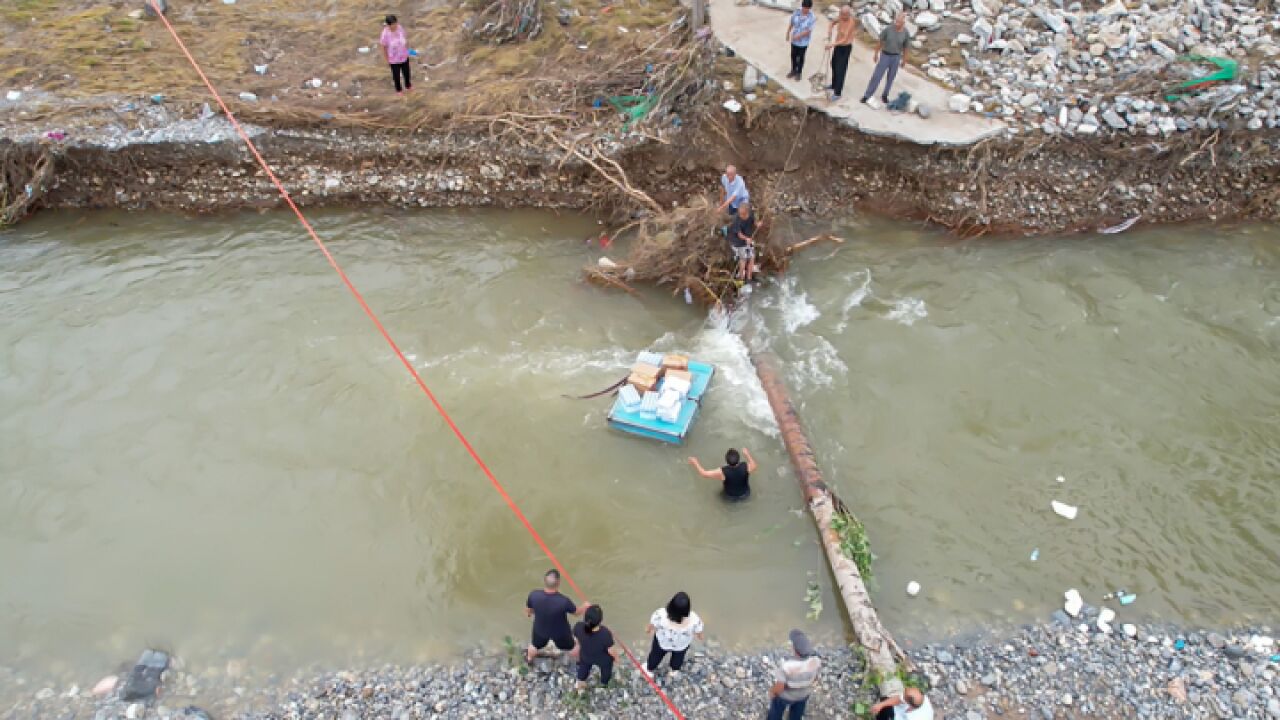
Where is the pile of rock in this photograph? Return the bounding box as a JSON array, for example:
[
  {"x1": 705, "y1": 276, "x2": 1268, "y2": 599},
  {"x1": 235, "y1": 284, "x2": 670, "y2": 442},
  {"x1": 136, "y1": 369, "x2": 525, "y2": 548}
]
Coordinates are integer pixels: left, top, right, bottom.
[{"x1": 851, "y1": 0, "x2": 1280, "y2": 135}]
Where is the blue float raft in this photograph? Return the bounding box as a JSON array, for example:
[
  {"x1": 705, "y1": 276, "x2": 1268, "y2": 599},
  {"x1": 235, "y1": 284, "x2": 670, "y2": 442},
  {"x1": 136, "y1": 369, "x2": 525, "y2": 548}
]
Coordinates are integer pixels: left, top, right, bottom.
[{"x1": 607, "y1": 360, "x2": 715, "y2": 444}]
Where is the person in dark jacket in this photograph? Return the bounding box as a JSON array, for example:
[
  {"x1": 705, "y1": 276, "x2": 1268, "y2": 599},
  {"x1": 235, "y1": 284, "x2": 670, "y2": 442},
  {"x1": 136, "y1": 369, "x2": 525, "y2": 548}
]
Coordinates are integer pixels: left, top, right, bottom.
[
  {"x1": 688, "y1": 448, "x2": 757, "y2": 500},
  {"x1": 573, "y1": 605, "x2": 620, "y2": 690}
]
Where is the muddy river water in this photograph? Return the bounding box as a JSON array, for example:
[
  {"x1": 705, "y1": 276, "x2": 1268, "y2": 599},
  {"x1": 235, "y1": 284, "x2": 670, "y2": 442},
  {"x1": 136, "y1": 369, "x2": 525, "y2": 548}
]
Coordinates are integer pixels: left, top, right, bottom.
[{"x1": 2, "y1": 209, "x2": 1277, "y2": 679}]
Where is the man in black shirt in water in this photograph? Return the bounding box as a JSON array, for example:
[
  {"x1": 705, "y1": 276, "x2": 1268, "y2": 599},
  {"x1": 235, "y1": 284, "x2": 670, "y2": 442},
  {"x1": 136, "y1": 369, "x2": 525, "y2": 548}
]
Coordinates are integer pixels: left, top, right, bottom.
[{"x1": 688, "y1": 448, "x2": 757, "y2": 500}]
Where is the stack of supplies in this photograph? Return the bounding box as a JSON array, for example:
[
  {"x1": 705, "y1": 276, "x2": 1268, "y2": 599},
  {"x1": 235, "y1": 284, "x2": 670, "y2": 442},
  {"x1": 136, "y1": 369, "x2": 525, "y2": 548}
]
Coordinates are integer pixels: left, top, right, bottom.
[
  {"x1": 617, "y1": 384, "x2": 642, "y2": 412},
  {"x1": 639, "y1": 390, "x2": 660, "y2": 420}
]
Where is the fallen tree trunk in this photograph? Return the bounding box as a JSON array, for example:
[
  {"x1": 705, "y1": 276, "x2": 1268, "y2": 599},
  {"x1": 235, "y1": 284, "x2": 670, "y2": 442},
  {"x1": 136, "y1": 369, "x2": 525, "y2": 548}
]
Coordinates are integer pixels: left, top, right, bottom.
[{"x1": 751, "y1": 350, "x2": 907, "y2": 683}]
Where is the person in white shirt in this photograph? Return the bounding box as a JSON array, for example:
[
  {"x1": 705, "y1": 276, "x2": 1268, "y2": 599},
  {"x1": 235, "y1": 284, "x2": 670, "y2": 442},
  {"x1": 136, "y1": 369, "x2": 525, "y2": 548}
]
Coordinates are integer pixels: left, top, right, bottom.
[
  {"x1": 645, "y1": 591, "x2": 705, "y2": 675},
  {"x1": 717, "y1": 165, "x2": 750, "y2": 215},
  {"x1": 872, "y1": 686, "x2": 935, "y2": 720}
]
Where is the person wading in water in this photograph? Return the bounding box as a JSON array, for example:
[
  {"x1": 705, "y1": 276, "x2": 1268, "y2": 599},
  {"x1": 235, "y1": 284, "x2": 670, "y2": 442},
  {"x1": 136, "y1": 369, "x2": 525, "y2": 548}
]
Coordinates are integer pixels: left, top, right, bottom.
[{"x1": 688, "y1": 448, "x2": 757, "y2": 500}]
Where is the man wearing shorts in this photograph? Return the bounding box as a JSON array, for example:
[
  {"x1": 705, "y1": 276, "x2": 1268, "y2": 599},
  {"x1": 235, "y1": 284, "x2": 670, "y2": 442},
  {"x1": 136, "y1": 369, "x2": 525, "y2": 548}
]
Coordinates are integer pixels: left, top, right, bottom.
[
  {"x1": 727, "y1": 202, "x2": 758, "y2": 281},
  {"x1": 526, "y1": 569, "x2": 588, "y2": 662}
]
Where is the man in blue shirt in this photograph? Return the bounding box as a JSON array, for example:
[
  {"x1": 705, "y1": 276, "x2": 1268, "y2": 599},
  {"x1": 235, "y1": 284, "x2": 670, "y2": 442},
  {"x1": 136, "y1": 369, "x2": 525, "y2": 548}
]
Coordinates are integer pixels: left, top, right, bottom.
[
  {"x1": 717, "y1": 165, "x2": 750, "y2": 216},
  {"x1": 785, "y1": 0, "x2": 816, "y2": 81}
]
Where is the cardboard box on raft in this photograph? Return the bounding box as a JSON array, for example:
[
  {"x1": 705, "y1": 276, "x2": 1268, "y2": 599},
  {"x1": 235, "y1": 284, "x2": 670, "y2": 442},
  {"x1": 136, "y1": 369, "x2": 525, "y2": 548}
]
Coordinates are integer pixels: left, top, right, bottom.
[
  {"x1": 632, "y1": 361, "x2": 664, "y2": 379},
  {"x1": 662, "y1": 354, "x2": 689, "y2": 370},
  {"x1": 665, "y1": 368, "x2": 693, "y2": 385},
  {"x1": 628, "y1": 373, "x2": 660, "y2": 394}
]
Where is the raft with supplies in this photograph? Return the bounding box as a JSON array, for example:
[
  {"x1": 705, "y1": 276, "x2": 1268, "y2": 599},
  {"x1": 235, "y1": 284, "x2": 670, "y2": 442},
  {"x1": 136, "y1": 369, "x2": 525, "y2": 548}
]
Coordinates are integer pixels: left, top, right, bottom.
[{"x1": 607, "y1": 351, "x2": 715, "y2": 444}]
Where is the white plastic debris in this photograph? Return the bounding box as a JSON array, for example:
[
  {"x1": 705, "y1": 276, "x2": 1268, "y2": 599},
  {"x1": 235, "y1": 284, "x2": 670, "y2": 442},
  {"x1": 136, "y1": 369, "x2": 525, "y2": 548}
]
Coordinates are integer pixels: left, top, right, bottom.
[
  {"x1": 1097, "y1": 607, "x2": 1116, "y2": 633},
  {"x1": 597, "y1": 257, "x2": 618, "y2": 269},
  {"x1": 906, "y1": 581, "x2": 921, "y2": 597},
  {"x1": 238, "y1": 92, "x2": 258, "y2": 102},
  {"x1": 221, "y1": 0, "x2": 236, "y2": 4},
  {"x1": 310, "y1": 78, "x2": 323, "y2": 88},
  {"x1": 1056, "y1": 475, "x2": 1066, "y2": 483},
  {"x1": 1051, "y1": 500, "x2": 1078, "y2": 519},
  {"x1": 745, "y1": 93, "x2": 758, "y2": 102},
  {"x1": 254, "y1": 64, "x2": 268, "y2": 75},
  {"x1": 358, "y1": 47, "x2": 371, "y2": 54},
  {"x1": 1123, "y1": 623, "x2": 1138, "y2": 638},
  {"x1": 92, "y1": 676, "x2": 118, "y2": 697},
  {"x1": 722, "y1": 99, "x2": 743, "y2": 113},
  {"x1": 5, "y1": 90, "x2": 20, "y2": 101},
  {"x1": 1063, "y1": 588, "x2": 1084, "y2": 617}
]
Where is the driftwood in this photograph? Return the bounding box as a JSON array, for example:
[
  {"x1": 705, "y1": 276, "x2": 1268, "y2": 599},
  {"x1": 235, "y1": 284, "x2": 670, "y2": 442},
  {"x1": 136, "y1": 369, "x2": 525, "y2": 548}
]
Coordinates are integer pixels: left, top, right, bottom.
[
  {"x1": 751, "y1": 351, "x2": 907, "y2": 684},
  {"x1": 786, "y1": 233, "x2": 844, "y2": 255}
]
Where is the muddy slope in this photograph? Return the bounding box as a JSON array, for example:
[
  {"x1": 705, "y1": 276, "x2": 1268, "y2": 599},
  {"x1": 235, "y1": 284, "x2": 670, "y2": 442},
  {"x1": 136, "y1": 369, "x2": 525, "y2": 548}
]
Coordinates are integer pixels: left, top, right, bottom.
[{"x1": 6, "y1": 110, "x2": 1279, "y2": 234}]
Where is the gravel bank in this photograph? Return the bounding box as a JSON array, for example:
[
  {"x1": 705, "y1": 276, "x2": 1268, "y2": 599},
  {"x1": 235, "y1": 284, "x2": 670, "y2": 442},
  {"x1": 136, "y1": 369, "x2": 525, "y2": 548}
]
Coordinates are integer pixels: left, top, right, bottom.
[{"x1": 4, "y1": 623, "x2": 1277, "y2": 719}]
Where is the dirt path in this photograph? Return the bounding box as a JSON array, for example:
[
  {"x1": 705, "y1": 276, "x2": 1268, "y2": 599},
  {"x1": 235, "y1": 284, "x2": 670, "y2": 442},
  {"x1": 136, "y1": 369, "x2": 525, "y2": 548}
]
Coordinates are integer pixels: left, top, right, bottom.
[{"x1": 708, "y1": 0, "x2": 1005, "y2": 146}]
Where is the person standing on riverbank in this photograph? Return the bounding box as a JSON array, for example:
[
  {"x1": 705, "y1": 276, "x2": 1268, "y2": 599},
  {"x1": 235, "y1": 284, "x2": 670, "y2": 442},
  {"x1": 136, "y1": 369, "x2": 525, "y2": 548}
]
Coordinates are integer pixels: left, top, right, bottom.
[
  {"x1": 825, "y1": 6, "x2": 856, "y2": 101},
  {"x1": 862, "y1": 13, "x2": 910, "y2": 105},
  {"x1": 872, "y1": 686, "x2": 935, "y2": 719},
  {"x1": 526, "y1": 569, "x2": 589, "y2": 663},
  {"x1": 688, "y1": 448, "x2": 756, "y2": 500},
  {"x1": 380, "y1": 15, "x2": 412, "y2": 95},
  {"x1": 784, "y1": 0, "x2": 817, "y2": 81},
  {"x1": 717, "y1": 165, "x2": 750, "y2": 216},
  {"x1": 573, "y1": 605, "x2": 619, "y2": 690},
  {"x1": 767, "y1": 630, "x2": 821, "y2": 720},
  {"x1": 727, "y1": 201, "x2": 758, "y2": 281},
  {"x1": 645, "y1": 591, "x2": 705, "y2": 676}
]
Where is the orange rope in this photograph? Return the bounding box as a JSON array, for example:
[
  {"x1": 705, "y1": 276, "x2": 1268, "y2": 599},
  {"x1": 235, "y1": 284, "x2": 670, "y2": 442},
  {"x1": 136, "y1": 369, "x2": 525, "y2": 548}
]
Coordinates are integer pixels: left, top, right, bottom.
[{"x1": 145, "y1": 3, "x2": 684, "y2": 716}]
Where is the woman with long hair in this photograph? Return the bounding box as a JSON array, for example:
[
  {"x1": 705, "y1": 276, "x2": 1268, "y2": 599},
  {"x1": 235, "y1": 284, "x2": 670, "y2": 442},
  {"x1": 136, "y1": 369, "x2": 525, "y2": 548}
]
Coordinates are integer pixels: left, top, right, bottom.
[
  {"x1": 572, "y1": 605, "x2": 619, "y2": 690},
  {"x1": 645, "y1": 591, "x2": 705, "y2": 675}
]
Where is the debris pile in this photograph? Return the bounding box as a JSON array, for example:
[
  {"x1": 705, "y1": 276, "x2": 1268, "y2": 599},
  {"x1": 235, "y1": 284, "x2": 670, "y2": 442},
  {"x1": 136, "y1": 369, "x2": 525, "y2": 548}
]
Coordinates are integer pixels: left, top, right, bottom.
[{"x1": 848, "y1": 0, "x2": 1280, "y2": 134}]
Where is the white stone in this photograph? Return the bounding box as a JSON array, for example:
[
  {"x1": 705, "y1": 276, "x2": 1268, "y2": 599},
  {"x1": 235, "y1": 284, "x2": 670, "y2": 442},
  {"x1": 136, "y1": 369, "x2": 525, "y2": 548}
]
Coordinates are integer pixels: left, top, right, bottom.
[
  {"x1": 916, "y1": 11, "x2": 940, "y2": 29},
  {"x1": 1028, "y1": 49, "x2": 1056, "y2": 70},
  {"x1": 1064, "y1": 588, "x2": 1084, "y2": 617},
  {"x1": 1123, "y1": 623, "x2": 1139, "y2": 637},
  {"x1": 929, "y1": 0, "x2": 946, "y2": 11},
  {"x1": 310, "y1": 78, "x2": 323, "y2": 88},
  {"x1": 1089, "y1": 42, "x2": 1106, "y2": 56},
  {"x1": 1097, "y1": 607, "x2": 1116, "y2": 633},
  {"x1": 949, "y1": 93, "x2": 972, "y2": 112},
  {"x1": 1150, "y1": 39, "x2": 1177, "y2": 60},
  {"x1": 4, "y1": 90, "x2": 19, "y2": 102},
  {"x1": 1098, "y1": 0, "x2": 1127, "y2": 15},
  {"x1": 862, "y1": 13, "x2": 885, "y2": 38},
  {"x1": 955, "y1": 33, "x2": 974, "y2": 44},
  {"x1": 1077, "y1": 122, "x2": 1098, "y2": 134},
  {"x1": 238, "y1": 91, "x2": 258, "y2": 102}
]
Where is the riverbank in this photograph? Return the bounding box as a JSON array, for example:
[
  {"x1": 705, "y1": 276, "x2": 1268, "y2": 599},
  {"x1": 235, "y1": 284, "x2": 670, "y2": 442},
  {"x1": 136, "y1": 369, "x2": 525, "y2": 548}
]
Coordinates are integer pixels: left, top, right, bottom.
[
  {"x1": 3, "y1": 101, "x2": 1279, "y2": 237},
  {"x1": 3, "y1": 622, "x2": 1276, "y2": 719}
]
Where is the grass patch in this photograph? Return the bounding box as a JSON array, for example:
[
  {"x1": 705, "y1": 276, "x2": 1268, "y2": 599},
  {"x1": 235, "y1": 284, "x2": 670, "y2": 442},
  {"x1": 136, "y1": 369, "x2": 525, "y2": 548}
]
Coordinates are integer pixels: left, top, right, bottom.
[{"x1": 830, "y1": 511, "x2": 874, "y2": 583}]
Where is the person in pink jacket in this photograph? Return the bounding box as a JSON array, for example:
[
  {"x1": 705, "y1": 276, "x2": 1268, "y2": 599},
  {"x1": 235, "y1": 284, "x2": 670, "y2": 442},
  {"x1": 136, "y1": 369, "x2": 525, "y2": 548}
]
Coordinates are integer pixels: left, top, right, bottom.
[{"x1": 380, "y1": 14, "x2": 412, "y2": 94}]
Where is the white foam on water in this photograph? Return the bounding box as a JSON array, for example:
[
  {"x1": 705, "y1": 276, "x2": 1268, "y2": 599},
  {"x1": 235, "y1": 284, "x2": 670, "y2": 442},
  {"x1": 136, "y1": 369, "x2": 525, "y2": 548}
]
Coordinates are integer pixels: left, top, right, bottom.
[
  {"x1": 689, "y1": 318, "x2": 779, "y2": 438},
  {"x1": 775, "y1": 276, "x2": 821, "y2": 334},
  {"x1": 790, "y1": 336, "x2": 849, "y2": 392},
  {"x1": 835, "y1": 269, "x2": 873, "y2": 333},
  {"x1": 887, "y1": 297, "x2": 928, "y2": 326}
]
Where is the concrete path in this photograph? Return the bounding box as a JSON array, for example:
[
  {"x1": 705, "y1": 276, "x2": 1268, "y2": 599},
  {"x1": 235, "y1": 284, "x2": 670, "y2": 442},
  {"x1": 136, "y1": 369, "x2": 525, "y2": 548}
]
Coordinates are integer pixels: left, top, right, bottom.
[{"x1": 708, "y1": 0, "x2": 1006, "y2": 146}]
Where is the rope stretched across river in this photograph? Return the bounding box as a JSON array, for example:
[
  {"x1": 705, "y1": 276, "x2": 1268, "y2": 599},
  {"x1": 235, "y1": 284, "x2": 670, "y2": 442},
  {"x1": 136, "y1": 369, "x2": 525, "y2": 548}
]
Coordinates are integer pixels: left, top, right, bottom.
[{"x1": 144, "y1": 3, "x2": 685, "y2": 716}]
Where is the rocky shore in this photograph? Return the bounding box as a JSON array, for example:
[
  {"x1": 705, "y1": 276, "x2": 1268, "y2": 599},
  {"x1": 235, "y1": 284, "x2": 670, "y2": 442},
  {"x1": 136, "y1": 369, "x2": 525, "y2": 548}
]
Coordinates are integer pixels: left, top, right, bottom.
[
  {"x1": 3, "y1": 622, "x2": 1277, "y2": 719},
  {"x1": 850, "y1": 0, "x2": 1280, "y2": 136}
]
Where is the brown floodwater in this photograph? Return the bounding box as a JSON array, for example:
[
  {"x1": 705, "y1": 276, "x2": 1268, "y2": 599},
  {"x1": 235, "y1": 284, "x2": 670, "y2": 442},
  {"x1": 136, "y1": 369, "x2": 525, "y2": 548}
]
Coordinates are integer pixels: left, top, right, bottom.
[{"x1": 1, "y1": 209, "x2": 1277, "y2": 685}]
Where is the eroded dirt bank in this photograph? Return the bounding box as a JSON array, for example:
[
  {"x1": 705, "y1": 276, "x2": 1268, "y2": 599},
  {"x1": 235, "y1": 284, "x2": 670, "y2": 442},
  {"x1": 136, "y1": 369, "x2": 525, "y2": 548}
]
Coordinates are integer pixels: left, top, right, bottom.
[{"x1": 6, "y1": 109, "x2": 1277, "y2": 235}]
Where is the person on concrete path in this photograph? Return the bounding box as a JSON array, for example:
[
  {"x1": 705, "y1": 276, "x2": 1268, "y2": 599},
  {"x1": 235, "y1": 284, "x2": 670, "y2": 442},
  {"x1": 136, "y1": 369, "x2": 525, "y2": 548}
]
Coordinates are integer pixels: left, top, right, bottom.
[
  {"x1": 872, "y1": 686, "x2": 935, "y2": 719},
  {"x1": 572, "y1": 605, "x2": 619, "y2": 690},
  {"x1": 725, "y1": 201, "x2": 758, "y2": 281},
  {"x1": 645, "y1": 591, "x2": 705, "y2": 676},
  {"x1": 825, "y1": 5, "x2": 856, "y2": 101},
  {"x1": 862, "y1": 13, "x2": 910, "y2": 105},
  {"x1": 785, "y1": 0, "x2": 817, "y2": 81},
  {"x1": 717, "y1": 165, "x2": 750, "y2": 216},
  {"x1": 526, "y1": 569, "x2": 589, "y2": 663},
  {"x1": 381, "y1": 14, "x2": 412, "y2": 95},
  {"x1": 688, "y1": 447, "x2": 756, "y2": 500},
  {"x1": 767, "y1": 630, "x2": 822, "y2": 720}
]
